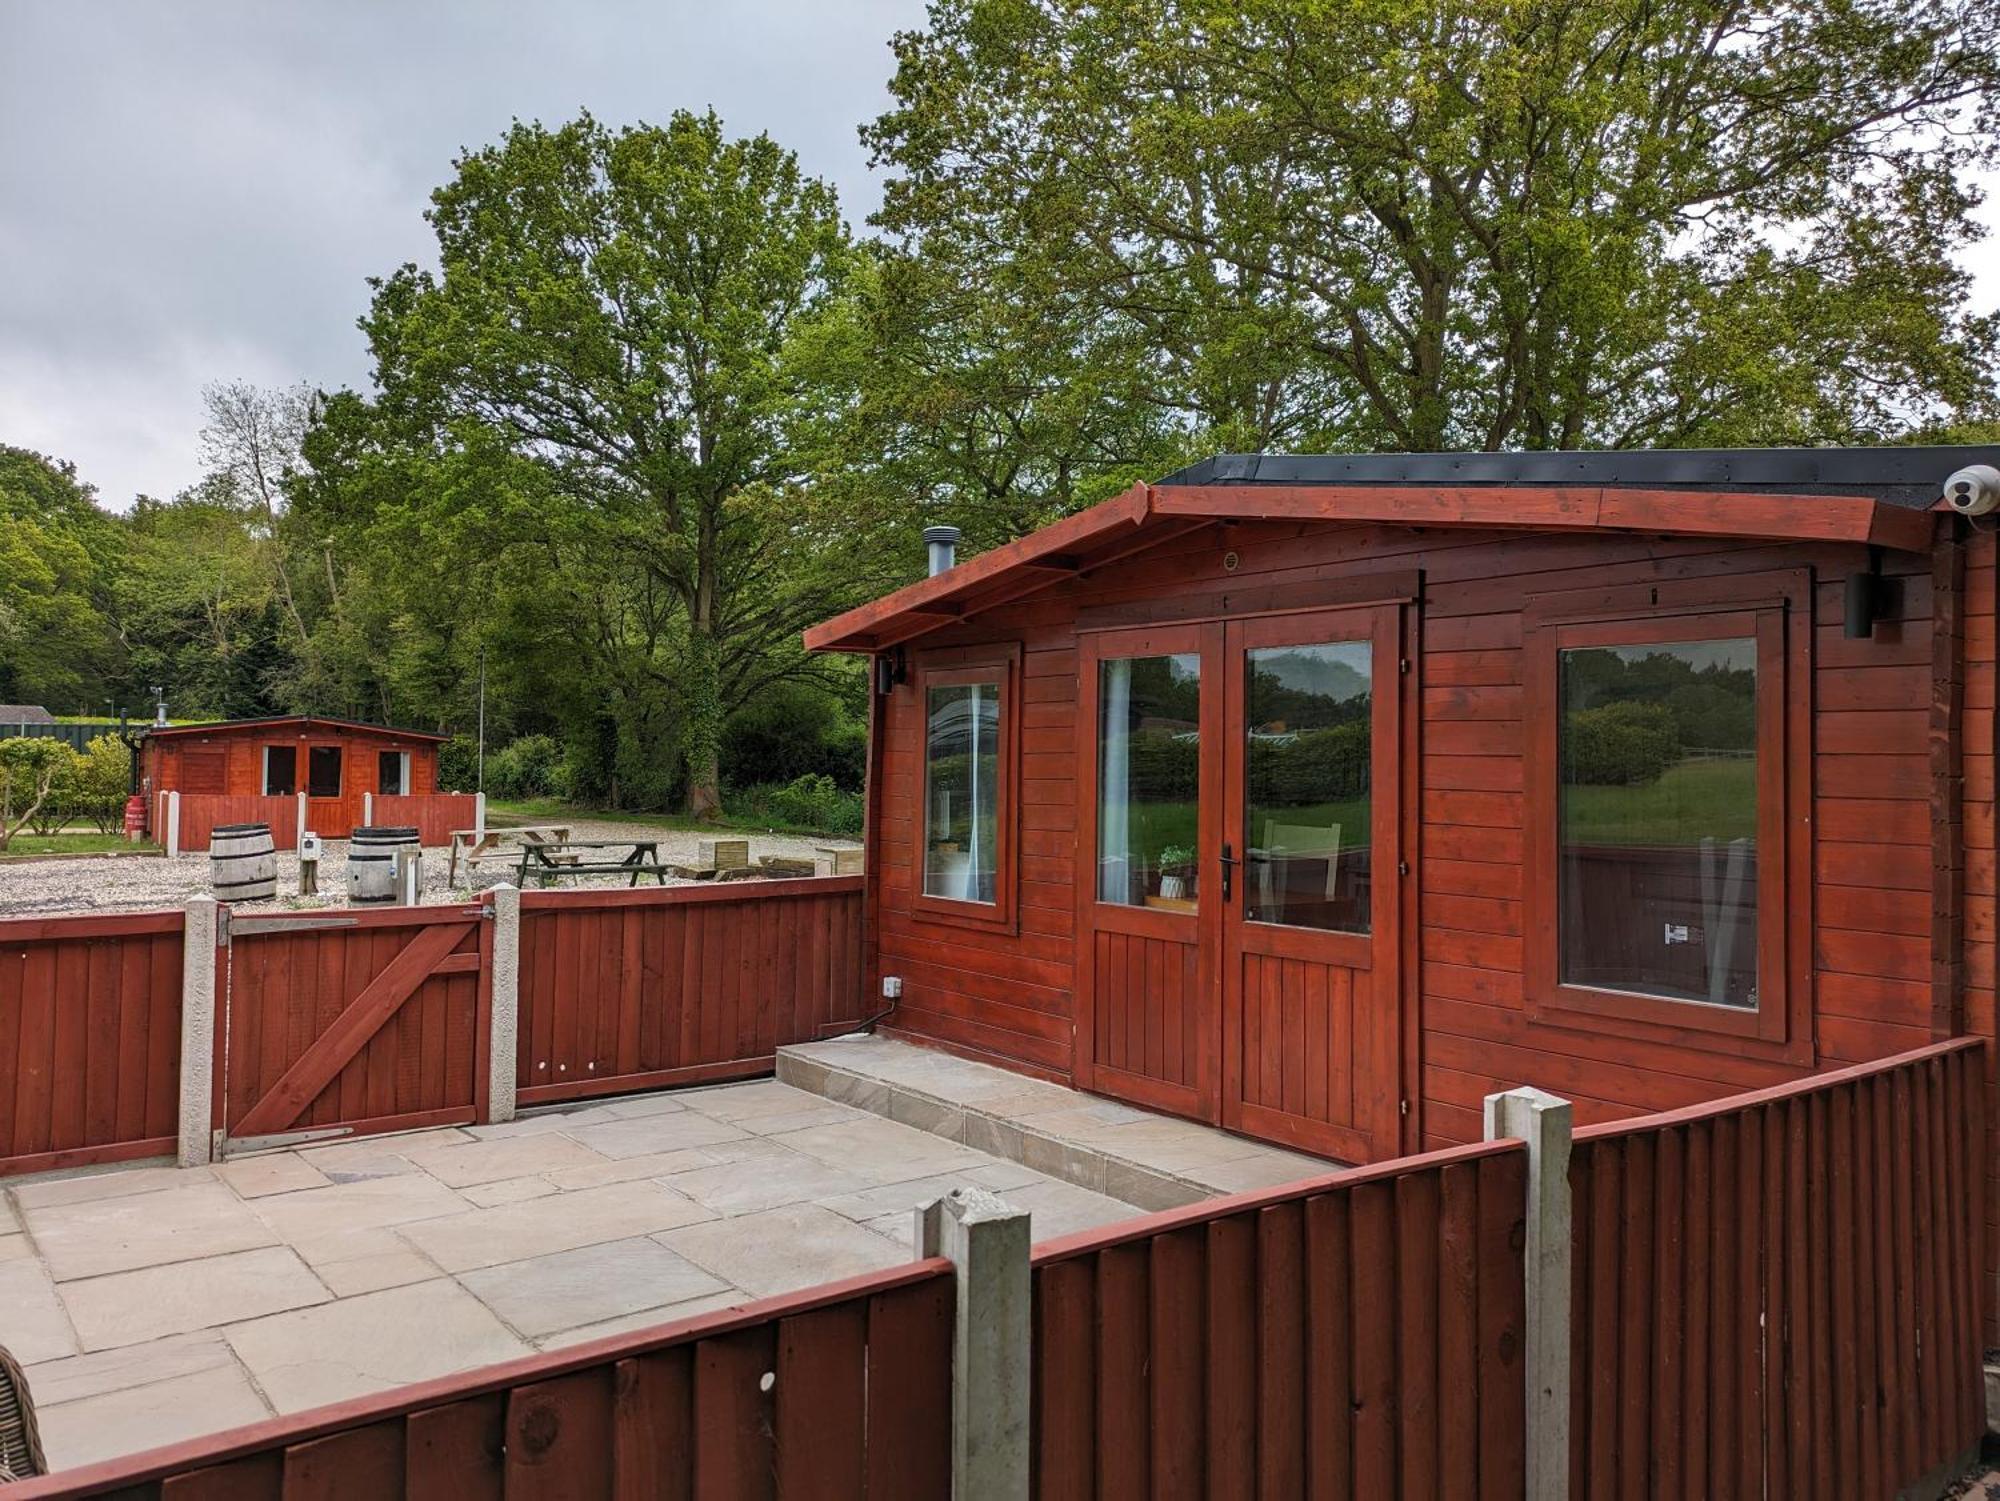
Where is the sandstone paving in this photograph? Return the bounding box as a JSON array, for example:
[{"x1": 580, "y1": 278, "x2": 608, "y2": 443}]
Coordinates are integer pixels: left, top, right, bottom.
[
  {"x1": 24, "y1": 1180, "x2": 276, "y2": 1281},
  {"x1": 658, "y1": 1202, "x2": 909, "y2": 1297},
  {"x1": 457, "y1": 1236, "x2": 729, "y2": 1340},
  {"x1": 0, "y1": 1074, "x2": 1175, "y2": 1475},
  {"x1": 224, "y1": 1279, "x2": 529, "y2": 1413},
  {"x1": 395, "y1": 1180, "x2": 718, "y2": 1272},
  {"x1": 60, "y1": 1244, "x2": 330, "y2": 1351}
]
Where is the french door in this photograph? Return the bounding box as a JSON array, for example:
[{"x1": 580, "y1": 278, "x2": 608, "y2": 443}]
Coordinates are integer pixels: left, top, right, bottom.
[{"x1": 1076, "y1": 605, "x2": 1406, "y2": 1161}]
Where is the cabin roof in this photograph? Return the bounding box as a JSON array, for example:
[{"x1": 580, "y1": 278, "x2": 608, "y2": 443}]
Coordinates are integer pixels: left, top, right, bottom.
[
  {"x1": 141, "y1": 714, "x2": 447, "y2": 743},
  {"x1": 0, "y1": 705, "x2": 55, "y2": 724},
  {"x1": 805, "y1": 445, "x2": 1994, "y2": 654}
]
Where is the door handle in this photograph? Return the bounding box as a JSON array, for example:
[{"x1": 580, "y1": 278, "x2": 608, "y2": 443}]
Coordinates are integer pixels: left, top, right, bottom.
[{"x1": 1219, "y1": 843, "x2": 1239, "y2": 902}]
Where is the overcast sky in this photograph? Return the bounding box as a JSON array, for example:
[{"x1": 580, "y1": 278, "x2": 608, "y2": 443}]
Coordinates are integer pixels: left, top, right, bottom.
[
  {"x1": 0, "y1": 0, "x2": 926, "y2": 508},
  {"x1": 3, "y1": 2, "x2": 1997, "y2": 510}
]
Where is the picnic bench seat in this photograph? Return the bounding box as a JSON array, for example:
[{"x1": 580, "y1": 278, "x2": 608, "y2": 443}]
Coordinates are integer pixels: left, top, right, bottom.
[{"x1": 516, "y1": 840, "x2": 670, "y2": 888}]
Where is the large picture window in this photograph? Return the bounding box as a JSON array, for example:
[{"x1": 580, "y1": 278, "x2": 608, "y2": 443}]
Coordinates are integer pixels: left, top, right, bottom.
[
  {"x1": 1525, "y1": 584, "x2": 1806, "y2": 1059},
  {"x1": 914, "y1": 650, "x2": 1018, "y2": 928}
]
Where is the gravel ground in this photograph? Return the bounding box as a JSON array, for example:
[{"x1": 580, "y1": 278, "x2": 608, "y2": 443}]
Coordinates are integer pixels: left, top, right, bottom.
[{"x1": 0, "y1": 818, "x2": 861, "y2": 917}]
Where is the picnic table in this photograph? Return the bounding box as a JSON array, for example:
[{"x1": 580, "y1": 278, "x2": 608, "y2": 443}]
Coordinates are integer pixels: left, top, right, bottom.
[
  {"x1": 447, "y1": 825, "x2": 573, "y2": 884},
  {"x1": 515, "y1": 839, "x2": 670, "y2": 888}
]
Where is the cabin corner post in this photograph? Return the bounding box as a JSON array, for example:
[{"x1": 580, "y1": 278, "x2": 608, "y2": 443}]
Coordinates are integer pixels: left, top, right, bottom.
[
  {"x1": 1485, "y1": 1086, "x2": 1573, "y2": 1501},
  {"x1": 916, "y1": 1187, "x2": 1031, "y2": 1500},
  {"x1": 486, "y1": 884, "x2": 520, "y2": 1125},
  {"x1": 177, "y1": 897, "x2": 219, "y2": 1167}
]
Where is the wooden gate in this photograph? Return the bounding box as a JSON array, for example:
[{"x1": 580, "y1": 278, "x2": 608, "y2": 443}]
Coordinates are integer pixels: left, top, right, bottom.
[{"x1": 220, "y1": 905, "x2": 488, "y2": 1152}]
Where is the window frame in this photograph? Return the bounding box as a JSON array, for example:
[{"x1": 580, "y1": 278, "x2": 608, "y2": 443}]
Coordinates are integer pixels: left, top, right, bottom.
[
  {"x1": 1522, "y1": 573, "x2": 1811, "y2": 1064},
  {"x1": 378, "y1": 749, "x2": 410, "y2": 797},
  {"x1": 262, "y1": 744, "x2": 297, "y2": 797},
  {"x1": 910, "y1": 644, "x2": 1021, "y2": 934}
]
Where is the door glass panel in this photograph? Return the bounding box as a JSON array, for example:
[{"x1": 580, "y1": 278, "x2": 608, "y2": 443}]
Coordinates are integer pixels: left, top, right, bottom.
[
  {"x1": 307, "y1": 746, "x2": 342, "y2": 799},
  {"x1": 1558, "y1": 638, "x2": 1758, "y2": 1007},
  {"x1": 378, "y1": 750, "x2": 406, "y2": 796},
  {"x1": 923, "y1": 682, "x2": 1000, "y2": 903},
  {"x1": 1243, "y1": 641, "x2": 1372, "y2": 931},
  {"x1": 1097, "y1": 653, "x2": 1201, "y2": 908},
  {"x1": 263, "y1": 745, "x2": 296, "y2": 796}
]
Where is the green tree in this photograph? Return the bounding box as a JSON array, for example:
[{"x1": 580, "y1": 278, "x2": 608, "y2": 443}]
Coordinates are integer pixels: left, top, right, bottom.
[
  {"x1": 363, "y1": 109, "x2": 886, "y2": 816},
  {"x1": 0, "y1": 738, "x2": 73, "y2": 851},
  {"x1": 0, "y1": 447, "x2": 122, "y2": 709},
  {"x1": 57, "y1": 733, "x2": 135, "y2": 835},
  {"x1": 867, "y1": 0, "x2": 2000, "y2": 452}
]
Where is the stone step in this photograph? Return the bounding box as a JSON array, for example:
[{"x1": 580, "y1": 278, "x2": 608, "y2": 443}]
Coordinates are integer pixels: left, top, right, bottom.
[{"x1": 776, "y1": 1035, "x2": 1336, "y2": 1214}]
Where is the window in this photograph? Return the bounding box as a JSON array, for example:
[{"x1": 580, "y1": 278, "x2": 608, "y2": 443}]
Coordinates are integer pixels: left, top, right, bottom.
[
  {"x1": 914, "y1": 650, "x2": 1018, "y2": 928},
  {"x1": 378, "y1": 750, "x2": 409, "y2": 796},
  {"x1": 307, "y1": 746, "x2": 343, "y2": 799},
  {"x1": 1525, "y1": 582, "x2": 1805, "y2": 1057},
  {"x1": 1244, "y1": 640, "x2": 1372, "y2": 933},
  {"x1": 262, "y1": 745, "x2": 296, "y2": 796},
  {"x1": 1097, "y1": 653, "x2": 1201, "y2": 908}
]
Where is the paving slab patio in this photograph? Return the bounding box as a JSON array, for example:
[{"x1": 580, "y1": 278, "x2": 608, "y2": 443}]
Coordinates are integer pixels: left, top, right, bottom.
[{"x1": 0, "y1": 1075, "x2": 1149, "y2": 1472}]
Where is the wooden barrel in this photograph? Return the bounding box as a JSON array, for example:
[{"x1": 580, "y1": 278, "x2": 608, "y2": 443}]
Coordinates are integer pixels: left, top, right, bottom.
[
  {"x1": 210, "y1": 824, "x2": 276, "y2": 903},
  {"x1": 347, "y1": 826, "x2": 419, "y2": 905}
]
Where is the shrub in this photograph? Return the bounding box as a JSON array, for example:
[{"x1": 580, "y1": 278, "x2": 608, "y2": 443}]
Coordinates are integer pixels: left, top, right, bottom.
[
  {"x1": 735, "y1": 774, "x2": 864, "y2": 834},
  {"x1": 1562, "y1": 701, "x2": 1680, "y2": 785},
  {"x1": 485, "y1": 734, "x2": 568, "y2": 800},
  {"x1": 57, "y1": 734, "x2": 132, "y2": 834},
  {"x1": 723, "y1": 684, "x2": 866, "y2": 790}
]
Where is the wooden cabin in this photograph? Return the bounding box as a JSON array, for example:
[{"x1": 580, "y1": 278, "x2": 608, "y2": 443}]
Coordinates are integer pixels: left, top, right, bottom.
[
  {"x1": 140, "y1": 715, "x2": 447, "y2": 840},
  {"x1": 806, "y1": 447, "x2": 2000, "y2": 1162}
]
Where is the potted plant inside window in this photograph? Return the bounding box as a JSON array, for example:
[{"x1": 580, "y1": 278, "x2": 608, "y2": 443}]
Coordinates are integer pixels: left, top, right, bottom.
[{"x1": 1147, "y1": 843, "x2": 1198, "y2": 912}]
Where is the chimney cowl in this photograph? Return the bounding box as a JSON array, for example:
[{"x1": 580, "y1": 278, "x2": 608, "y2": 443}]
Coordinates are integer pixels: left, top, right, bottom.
[{"x1": 923, "y1": 525, "x2": 961, "y2": 577}]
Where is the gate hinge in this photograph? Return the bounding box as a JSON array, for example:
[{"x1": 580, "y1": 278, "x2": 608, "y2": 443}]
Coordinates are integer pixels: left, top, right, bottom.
[
  {"x1": 1399, "y1": 658, "x2": 1410, "y2": 674},
  {"x1": 1400, "y1": 1098, "x2": 1411, "y2": 1117},
  {"x1": 1398, "y1": 860, "x2": 1410, "y2": 877}
]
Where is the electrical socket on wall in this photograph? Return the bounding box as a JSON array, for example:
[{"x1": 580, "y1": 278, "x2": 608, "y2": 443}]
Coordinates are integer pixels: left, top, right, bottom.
[{"x1": 881, "y1": 976, "x2": 902, "y2": 999}]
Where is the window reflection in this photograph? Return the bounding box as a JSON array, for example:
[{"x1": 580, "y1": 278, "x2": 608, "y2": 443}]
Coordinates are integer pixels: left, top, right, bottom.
[
  {"x1": 1558, "y1": 639, "x2": 1758, "y2": 1007},
  {"x1": 1097, "y1": 654, "x2": 1201, "y2": 908},
  {"x1": 1243, "y1": 642, "x2": 1372, "y2": 932},
  {"x1": 924, "y1": 682, "x2": 1000, "y2": 903}
]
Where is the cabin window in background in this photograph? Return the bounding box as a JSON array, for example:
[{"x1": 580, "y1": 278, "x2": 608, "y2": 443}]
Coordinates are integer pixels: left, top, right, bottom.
[
  {"x1": 1557, "y1": 637, "x2": 1759, "y2": 1007},
  {"x1": 1097, "y1": 653, "x2": 1202, "y2": 908},
  {"x1": 307, "y1": 746, "x2": 342, "y2": 799},
  {"x1": 262, "y1": 745, "x2": 296, "y2": 796},
  {"x1": 378, "y1": 750, "x2": 409, "y2": 796},
  {"x1": 923, "y1": 681, "x2": 1001, "y2": 904}
]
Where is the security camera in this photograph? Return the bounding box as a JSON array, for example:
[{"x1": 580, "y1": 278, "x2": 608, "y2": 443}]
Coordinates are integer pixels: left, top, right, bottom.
[{"x1": 1943, "y1": 464, "x2": 2000, "y2": 516}]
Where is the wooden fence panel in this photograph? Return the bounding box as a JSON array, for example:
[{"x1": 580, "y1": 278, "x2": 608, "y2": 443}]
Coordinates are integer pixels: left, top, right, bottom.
[
  {"x1": 516, "y1": 878, "x2": 867, "y2": 1106},
  {"x1": 1568, "y1": 1037, "x2": 1987, "y2": 1498},
  {"x1": 222, "y1": 907, "x2": 484, "y2": 1144},
  {"x1": 175, "y1": 795, "x2": 299, "y2": 853},
  {"x1": 372, "y1": 793, "x2": 479, "y2": 848},
  {"x1": 0, "y1": 911, "x2": 183, "y2": 1176},
  {"x1": 8, "y1": 1260, "x2": 955, "y2": 1501},
  {"x1": 1029, "y1": 1139, "x2": 1528, "y2": 1501}
]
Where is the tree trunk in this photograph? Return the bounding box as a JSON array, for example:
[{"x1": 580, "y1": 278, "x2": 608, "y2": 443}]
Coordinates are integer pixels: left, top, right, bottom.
[{"x1": 683, "y1": 520, "x2": 725, "y2": 820}]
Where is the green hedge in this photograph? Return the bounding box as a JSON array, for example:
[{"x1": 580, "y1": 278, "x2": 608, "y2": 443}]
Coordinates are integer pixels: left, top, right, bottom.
[{"x1": 1562, "y1": 701, "x2": 1680, "y2": 786}]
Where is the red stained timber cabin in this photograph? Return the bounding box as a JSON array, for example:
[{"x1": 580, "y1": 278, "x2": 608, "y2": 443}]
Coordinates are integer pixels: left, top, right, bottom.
[
  {"x1": 806, "y1": 446, "x2": 2000, "y2": 1164},
  {"x1": 140, "y1": 715, "x2": 448, "y2": 841}
]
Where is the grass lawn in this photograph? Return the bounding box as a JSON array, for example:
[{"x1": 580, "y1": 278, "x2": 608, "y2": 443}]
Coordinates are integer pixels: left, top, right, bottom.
[
  {"x1": 1562, "y1": 757, "x2": 1756, "y2": 846},
  {"x1": 1, "y1": 831, "x2": 162, "y2": 858}
]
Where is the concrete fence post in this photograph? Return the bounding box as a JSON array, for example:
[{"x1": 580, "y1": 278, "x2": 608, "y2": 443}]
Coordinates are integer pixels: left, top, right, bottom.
[
  {"x1": 1485, "y1": 1085, "x2": 1573, "y2": 1501},
  {"x1": 165, "y1": 791, "x2": 181, "y2": 859},
  {"x1": 474, "y1": 792, "x2": 487, "y2": 841},
  {"x1": 294, "y1": 792, "x2": 306, "y2": 849},
  {"x1": 178, "y1": 897, "x2": 218, "y2": 1167},
  {"x1": 363, "y1": 791, "x2": 374, "y2": 826},
  {"x1": 915, "y1": 1187, "x2": 1031, "y2": 1500},
  {"x1": 487, "y1": 884, "x2": 520, "y2": 1125}
]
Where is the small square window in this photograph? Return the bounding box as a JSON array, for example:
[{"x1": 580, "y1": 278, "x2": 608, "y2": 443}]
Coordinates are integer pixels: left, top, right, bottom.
[{"x1": 378, "y1": 750, "x2": 409, "y2": 796}]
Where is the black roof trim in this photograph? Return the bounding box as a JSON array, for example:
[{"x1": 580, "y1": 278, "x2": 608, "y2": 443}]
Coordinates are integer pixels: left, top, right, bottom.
[{"x1": 1159, "y1": 446, "x2": 2000, "y2": 511}]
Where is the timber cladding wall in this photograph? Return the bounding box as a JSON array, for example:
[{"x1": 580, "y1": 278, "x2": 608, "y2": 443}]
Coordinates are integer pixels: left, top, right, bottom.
[
  {"x1": 515, "y1": 877, "x2": 868, "y2": 1106},
  {"x1": 869, "y1": 519, "x2": 1949, "y2": 1139},
  {"x1": 0, "y1": 912, "x2": 183, "y2": 1174}
]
